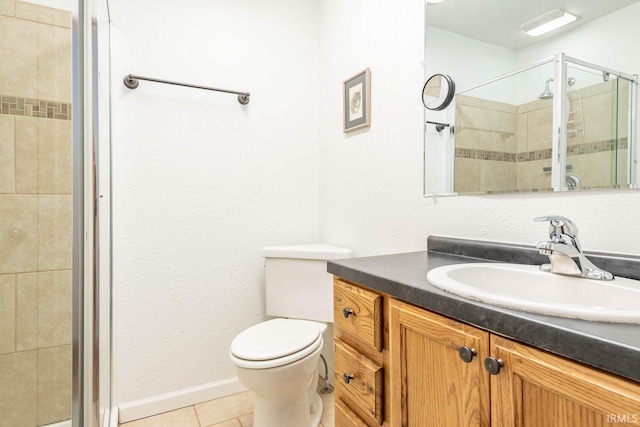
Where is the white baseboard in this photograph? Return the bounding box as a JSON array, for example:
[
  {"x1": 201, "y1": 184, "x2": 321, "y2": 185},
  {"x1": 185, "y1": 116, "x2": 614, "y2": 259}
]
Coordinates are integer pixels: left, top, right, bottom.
[
  {"x1": 108, "y1": 407, "x2": 118, "y2": 427},
  {"x1": 118, "y1": 377, "x2": 247, "y2": 424}
]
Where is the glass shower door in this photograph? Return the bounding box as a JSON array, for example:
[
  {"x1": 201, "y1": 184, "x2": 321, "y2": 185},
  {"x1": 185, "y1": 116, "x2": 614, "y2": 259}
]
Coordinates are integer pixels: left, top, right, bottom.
[
  {"x1": 563, "y1": 59, "x2": 637, "y2": 189},
  {"x1": 1, "y1": 1, "x2": 112, "y2": 425}
]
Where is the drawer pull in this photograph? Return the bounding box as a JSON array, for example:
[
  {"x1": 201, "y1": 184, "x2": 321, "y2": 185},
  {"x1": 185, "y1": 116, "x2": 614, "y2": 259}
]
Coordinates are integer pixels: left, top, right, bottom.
[
  {"x1": 458, "y1": 346, "x2": 477, "y2": 363},
  {"x1": 484, "y1": 356, "x2": 504, "y2": 375},
  {"x1": 342, "y1": 308, "x2": 354, "y2": 318},
  {"x1": 342, "y1": 373, "x2": 354, "y2": 384}
]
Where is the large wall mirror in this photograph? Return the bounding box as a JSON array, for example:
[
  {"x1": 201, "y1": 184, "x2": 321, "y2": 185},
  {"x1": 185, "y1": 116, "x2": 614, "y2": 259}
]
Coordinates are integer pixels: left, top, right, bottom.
[{"x1": 424, "y1": 0, "x2": 640, "y2": 196}]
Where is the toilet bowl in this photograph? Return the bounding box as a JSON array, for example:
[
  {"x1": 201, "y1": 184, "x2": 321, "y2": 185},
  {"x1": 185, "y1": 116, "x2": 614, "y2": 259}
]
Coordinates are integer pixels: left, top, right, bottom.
[
  {"x1": 229, "y1": 244, "x2": 353, "y2": 427},
  {"x1": 229, "y1": 319, "x2": 327, "y2": 427}
]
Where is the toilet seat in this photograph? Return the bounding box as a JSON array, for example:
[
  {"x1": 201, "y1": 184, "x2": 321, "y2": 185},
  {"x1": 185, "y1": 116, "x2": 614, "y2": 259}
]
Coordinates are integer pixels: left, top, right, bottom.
[{"x1": 230, "y1": 319, "x2": 323, "y2": 369}]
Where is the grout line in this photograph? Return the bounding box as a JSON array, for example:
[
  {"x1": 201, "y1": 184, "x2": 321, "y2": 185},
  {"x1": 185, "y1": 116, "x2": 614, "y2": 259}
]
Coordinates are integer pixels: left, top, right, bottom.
[
  {"x1": 12, "y1": 114, "x2": 16, "y2": 195},
  {"x1": 13, "y1": 273, "x2": 17, "y2": 353},
  {"x1": 192, "y1": 405, "x2": 202, "y2": 427},
  {"x1": 191, "y1": 405, "x2": 202, "y2": 427}
]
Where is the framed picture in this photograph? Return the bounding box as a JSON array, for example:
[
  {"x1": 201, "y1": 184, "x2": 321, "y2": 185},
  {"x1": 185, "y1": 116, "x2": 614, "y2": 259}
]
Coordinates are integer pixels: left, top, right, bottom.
[{"x1": 343, "y1": 68, "x2": 371, "y2": 132}]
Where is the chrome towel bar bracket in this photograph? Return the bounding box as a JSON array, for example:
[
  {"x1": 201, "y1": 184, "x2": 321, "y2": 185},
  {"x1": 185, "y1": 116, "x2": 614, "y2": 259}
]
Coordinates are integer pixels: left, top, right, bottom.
[
  {"x1": 426, "y1": 120, "x2": 454, "y2": 133},
  {"x1": 123, "y1": 74, "x2": 250, "y2": 105}
]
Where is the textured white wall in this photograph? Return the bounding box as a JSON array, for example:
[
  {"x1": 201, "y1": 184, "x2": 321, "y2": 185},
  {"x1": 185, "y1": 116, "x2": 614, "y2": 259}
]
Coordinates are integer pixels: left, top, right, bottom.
[
  {"x1": 110, "y1": 0, "x2": 640, "y2": 409},
  {"x1": 318, "y1": 0, "x2": 640, "y2": 258},
  {"x1": 109, "y1": 0, "x2": 320, "y2": 404},
  {"x1": 317, "y1": 0, "x2": 427, "y2": 256}
]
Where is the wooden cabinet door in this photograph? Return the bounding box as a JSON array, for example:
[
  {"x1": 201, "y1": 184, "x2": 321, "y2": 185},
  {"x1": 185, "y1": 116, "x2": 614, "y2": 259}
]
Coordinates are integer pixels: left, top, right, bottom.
[
  {"x1": 334, "y1": 339, "x2": 384, "y2": 425},
  {"x1": 389, "y1": 299, "x2": 490, "y2": 426},
  {"x1": 491, "y1": 335, "x2": 640, "y2": 427},
  {"x1": 335, "y1": 398, "x2": 371, "y2": 427}
]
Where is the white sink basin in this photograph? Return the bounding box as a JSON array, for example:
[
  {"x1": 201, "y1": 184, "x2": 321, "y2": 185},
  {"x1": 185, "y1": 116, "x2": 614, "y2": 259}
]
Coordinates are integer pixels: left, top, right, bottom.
[{"x1": 426, "y1": 263, "x2": 640, "y2": 323}]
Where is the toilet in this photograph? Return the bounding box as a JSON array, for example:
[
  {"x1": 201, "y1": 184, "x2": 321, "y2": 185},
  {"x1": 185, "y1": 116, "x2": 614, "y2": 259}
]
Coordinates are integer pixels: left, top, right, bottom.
[{"x1": 229, "y1": 244, "x2": 353, "y2": 427}]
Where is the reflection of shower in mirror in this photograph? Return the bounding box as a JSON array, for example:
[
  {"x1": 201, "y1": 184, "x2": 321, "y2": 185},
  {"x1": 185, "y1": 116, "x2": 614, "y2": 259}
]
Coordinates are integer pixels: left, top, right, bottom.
[
  {"x1": 567, "y1": 174, "x2": 582, "y2": 188},
  {"x1": 423, "y1": 53, "x2": 638, "y2": 195},
  {"x1": 539, "y1": 78, "x2": 554, "y2": 99},
  {"x1": 566, "y1": 78, "x2": 585, "y2": 138},
  {"x1": 539, "y1": 77, "x2": 584, "y2": 138},
  {"x1": 538, "y1": 77, "x2": 576, "y2": 99}
]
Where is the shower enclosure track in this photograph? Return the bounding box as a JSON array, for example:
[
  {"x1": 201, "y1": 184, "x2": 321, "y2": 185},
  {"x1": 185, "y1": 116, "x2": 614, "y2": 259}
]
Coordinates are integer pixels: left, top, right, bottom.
[{"x1": 123, "y1": 74, "x2": 251, "y2": 104}]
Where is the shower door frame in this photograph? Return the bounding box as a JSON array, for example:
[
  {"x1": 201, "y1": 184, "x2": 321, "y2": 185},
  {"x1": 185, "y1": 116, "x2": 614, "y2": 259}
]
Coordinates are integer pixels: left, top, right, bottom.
[
  {"x1": 72, "y1": 0, "x2": 112, "y2": 426},
  {"x1": 552, "y1": 53, "x2": 638, "y2": 190}
]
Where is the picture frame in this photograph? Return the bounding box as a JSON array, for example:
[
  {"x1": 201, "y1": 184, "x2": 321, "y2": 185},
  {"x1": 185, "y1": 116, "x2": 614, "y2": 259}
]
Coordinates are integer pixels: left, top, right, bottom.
[{"x1": 343, "y1": 68, "x2": 371, "y2": 132}]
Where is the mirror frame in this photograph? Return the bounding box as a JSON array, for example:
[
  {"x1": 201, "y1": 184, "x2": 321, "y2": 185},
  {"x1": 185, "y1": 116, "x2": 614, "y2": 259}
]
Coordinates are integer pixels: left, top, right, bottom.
[{"x1": 422, "y1": 73, "x2": 455, "y2": 111}]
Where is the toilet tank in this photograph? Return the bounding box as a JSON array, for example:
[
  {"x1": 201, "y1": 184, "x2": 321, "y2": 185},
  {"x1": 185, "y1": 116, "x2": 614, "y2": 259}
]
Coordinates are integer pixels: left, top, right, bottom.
[{"x1": 262, "y1": 244, "x2": 353, "y2": 322}]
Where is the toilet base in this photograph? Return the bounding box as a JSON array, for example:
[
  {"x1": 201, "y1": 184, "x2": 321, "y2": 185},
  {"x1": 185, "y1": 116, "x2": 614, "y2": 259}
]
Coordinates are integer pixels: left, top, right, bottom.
[
  {"x1": 253, "y1": 391, "x2": 307, "y2": 427},
  {"x1": 253, "y1": 391, "x2": 323, "y2": 427},
  {"x1": 310, "y1": 392, "x2": 323, "y2": 427},
  {"x1": 235, "y1": 341, "x2": 324, "y2": 427}
]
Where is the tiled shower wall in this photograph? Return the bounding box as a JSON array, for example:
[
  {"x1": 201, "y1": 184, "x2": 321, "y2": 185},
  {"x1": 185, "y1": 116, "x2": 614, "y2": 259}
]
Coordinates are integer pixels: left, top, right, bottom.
[
  {"x1": 454, "y1": 79, "x2": 629, "y2": 193},
  {"x1": 454, "y1": 95, "x2": 519, "y2": 193},
  {"x1": 0, "y1": 1, "x2": 72, "y2": 426}
]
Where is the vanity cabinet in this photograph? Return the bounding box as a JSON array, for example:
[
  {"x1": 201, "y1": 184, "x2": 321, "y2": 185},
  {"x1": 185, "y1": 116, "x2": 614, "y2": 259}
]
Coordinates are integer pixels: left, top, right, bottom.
[{"x1": 334, "y1": 277, "x2": 640, "y2": 427}]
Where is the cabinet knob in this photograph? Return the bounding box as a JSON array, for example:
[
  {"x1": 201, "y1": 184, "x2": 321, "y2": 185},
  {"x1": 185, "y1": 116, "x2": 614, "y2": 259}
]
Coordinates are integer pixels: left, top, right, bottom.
[
  {"x1": 342, "y1": 308, "x2": 354, "y2": 318},
  {"x1": 342, "y1": 373, "x2": 354, "y2": 384},
  {"x1": 458, "y1": 346, "x2": 477, "y2": 363},
  {"x1": 484, "y1": 357, "x2": 504, "y2": 375}
]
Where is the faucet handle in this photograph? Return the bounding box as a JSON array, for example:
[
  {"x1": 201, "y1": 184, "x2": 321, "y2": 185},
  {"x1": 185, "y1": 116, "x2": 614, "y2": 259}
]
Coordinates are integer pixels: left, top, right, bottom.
[{"x1": 534, "y1": 215, "x2": 579, "y2": 238}]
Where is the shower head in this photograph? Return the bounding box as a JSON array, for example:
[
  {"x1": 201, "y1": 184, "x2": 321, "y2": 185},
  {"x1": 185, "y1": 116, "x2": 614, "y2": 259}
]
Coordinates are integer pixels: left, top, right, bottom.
[
  {"x1": 539, "y1": 88, "x2": 553, "y2": 99},
  {"x1": 539, "y1": 78, "x2": 553, "y2": 100},
  {"x1": 538, "y1": 77, "x2": 577, "y2": 100}
]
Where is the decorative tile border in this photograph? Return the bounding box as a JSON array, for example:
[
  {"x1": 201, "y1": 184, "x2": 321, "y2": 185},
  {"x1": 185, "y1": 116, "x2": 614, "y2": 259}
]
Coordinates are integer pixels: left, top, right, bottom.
[
  {"x1": 456, "y1": 138, "x2": 629, "y2": 163},
  {"x1": 567, "y1": 184, "x2": 634, "y2": 191},
  {"x1": 1, "y1": 95, "x2": 71, "y2": 120},
  {"x1": 485, "y1": 184, "x2": 635, "y2": 194},
  {"x1": 517, "y1": 148, "x2": 553, "y2": 162},
  {"x1": 456, "y1": 148, "x2": 516, "y2": 162},
  {"x1": 566, "y1": 138, "x2": 628, "y2": 156},
  {"x1": 486, "y1": 187, "x2": 554, "y2": 194}
]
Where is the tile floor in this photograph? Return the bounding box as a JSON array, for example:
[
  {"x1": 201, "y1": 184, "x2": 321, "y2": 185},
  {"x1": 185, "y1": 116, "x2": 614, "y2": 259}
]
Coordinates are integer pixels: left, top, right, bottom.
[{"x1": 119, "y1": 381, "x2": 335, "y2": 427}]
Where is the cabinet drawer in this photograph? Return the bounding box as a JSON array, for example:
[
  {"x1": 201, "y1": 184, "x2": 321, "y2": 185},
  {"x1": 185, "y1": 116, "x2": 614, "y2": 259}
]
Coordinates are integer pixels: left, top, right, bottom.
[
  {"x1": 336, "y1": 399, "x2": 370, "y2": 427},
  {"x1": 335, "y1": 339, "x2": 384, "y2": 425},
  {"x1": 334, "y1": 279, "x2": 383, "y2": 352}
]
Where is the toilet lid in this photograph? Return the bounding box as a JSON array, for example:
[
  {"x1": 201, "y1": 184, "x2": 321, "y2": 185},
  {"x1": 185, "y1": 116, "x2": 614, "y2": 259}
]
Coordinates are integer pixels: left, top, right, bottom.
[{"x1": 230, "y1": 318, "x2": 321, "y2": 361}]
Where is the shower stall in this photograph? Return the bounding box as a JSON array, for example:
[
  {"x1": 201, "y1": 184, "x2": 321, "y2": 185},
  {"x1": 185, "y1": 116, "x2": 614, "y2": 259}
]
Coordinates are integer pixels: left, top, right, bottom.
[
  {"x1": 0, "y1": 1, "x2": 111, "y2": 426},
  {"x1": 546, "y1": 53, "x2": 637, "y2": 191},
  {"x1": 450, "y1": 53, "x2": 637, "y2": 194}
]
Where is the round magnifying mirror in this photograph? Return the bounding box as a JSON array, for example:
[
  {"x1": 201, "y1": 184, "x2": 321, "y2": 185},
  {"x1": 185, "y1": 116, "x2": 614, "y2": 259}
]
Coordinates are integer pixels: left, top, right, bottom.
[{"x1": 422, "y1": 74, "x2": 455, "y2": 111}]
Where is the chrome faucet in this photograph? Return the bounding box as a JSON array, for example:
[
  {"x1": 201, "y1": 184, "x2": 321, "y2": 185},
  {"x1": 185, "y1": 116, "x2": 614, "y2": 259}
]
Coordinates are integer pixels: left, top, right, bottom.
[{"x1": 534, "y1": 215, "x2": 614, "y2": 280}]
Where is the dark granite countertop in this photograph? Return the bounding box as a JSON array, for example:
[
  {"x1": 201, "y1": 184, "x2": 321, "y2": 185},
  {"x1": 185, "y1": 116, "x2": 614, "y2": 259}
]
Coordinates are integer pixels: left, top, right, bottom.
[{"x1": 327, "y1": 236, "x2": 640, "y2": 383}]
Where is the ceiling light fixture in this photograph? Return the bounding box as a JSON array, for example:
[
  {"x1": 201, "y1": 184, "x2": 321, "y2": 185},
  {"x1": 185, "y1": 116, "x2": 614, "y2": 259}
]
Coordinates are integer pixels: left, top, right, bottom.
[
  {"x1": 426, "y1": 0, "x2": 446, "y2": 4},
  {"x1": 520, "y1": 8, "x2": 578, "y2": 37}
]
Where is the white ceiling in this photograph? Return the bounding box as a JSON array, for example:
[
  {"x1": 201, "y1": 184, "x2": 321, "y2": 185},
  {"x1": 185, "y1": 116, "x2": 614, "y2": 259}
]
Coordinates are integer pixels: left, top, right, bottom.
[{"x1": 426, "y1": 0, "x2": 640, "y2": 50}]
